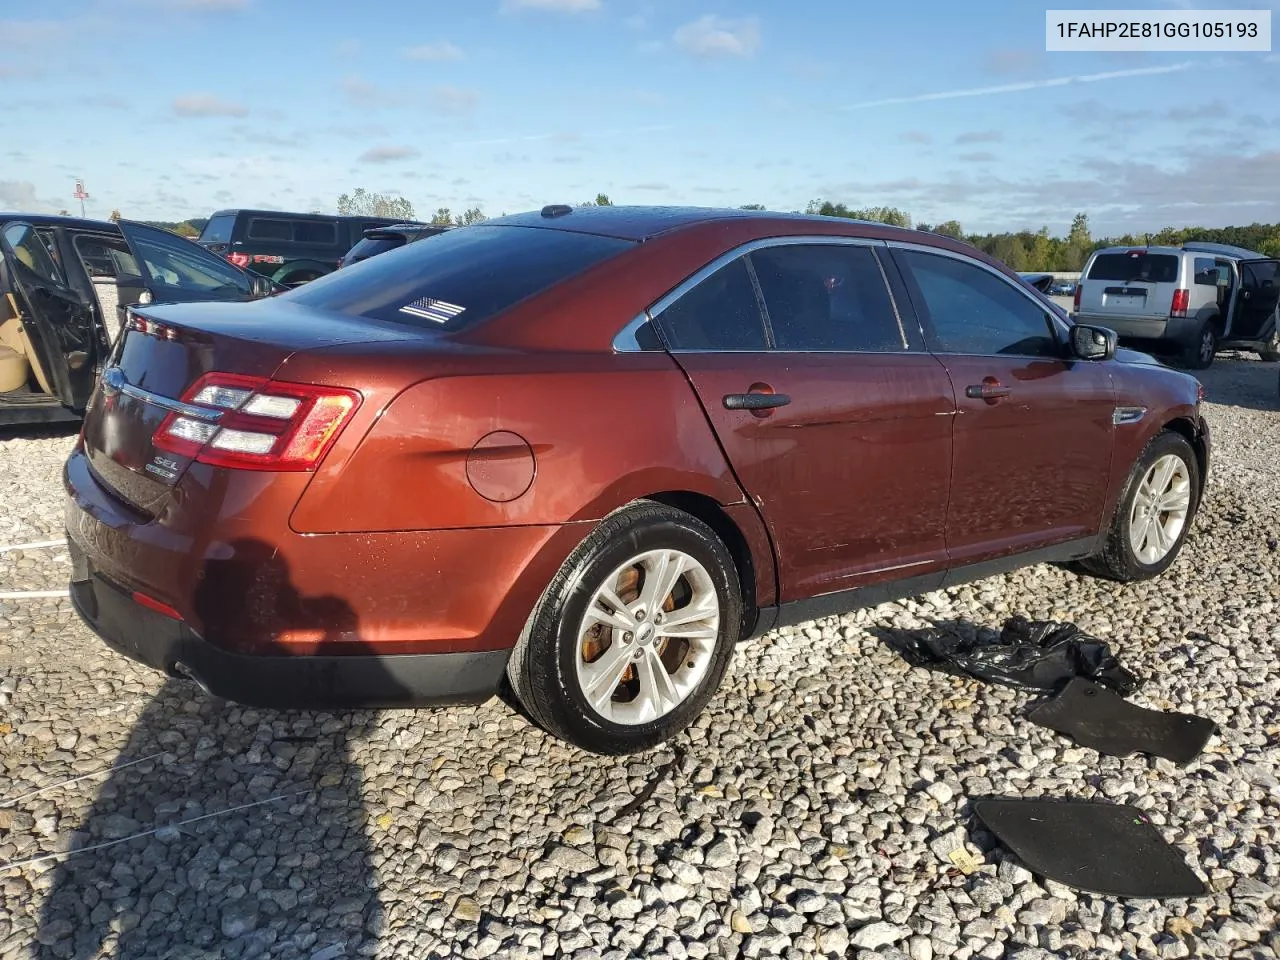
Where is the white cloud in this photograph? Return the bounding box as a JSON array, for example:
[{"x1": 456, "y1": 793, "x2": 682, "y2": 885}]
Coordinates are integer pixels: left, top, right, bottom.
[
  {"x1": 358, "y1": 145, "x2": 421, "y2": 163},
  {"x1": 0, "y1": 180, "x2": 51, "y2": 211},
  {"x1": 176, "y1": 0, "x2": 251, "y2": 10},
  {"x1": 403, "y1": 41, "x2": 465, "y2": 61},
  {"x1": 428, "y1": 85, "x2": 480, "y2": 115},
  {"x1": 502, "y1": 0, "x2": 600, "y2": 11},
  {"x1": 955, "y1": 130, "x2": 1004, "y2": 144},
  {"x1": 674, "y1": 15, "x2": 761, "y2": 59},
  {"x1": 842, "y1": 62, "x2": 1198, "y2": 109},
  {"x1": 341, "y1": 75, "x2": 401, "y2": 107},
  {"x1": 172, "y1": 93, "x2": 249, "y2": 118}
]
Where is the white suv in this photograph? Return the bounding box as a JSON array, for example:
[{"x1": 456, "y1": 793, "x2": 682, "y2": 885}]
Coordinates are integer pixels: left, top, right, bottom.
[{"x1": 1073, "y1": 242, "x2": 1280, "y2": 369}]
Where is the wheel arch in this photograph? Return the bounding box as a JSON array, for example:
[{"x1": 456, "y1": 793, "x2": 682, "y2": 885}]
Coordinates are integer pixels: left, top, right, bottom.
[
  {"x1": 643, "y1": 490, "x2": 775, "y2": 640},
  {"x1": 1160, "y1": 416, "x2": 1209, "y2": 499},
  {"x1": 271, "y1": 259, "x2": 332, "y2": 285}
]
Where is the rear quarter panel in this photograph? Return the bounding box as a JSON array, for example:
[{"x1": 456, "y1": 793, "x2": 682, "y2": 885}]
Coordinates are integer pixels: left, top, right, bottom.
[{"x1": 286, "y1": 348, "x2": 749, "y2": 531}]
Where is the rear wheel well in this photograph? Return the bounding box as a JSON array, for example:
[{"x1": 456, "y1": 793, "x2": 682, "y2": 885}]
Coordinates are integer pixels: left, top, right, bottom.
[{"x1": 645, "y1": 491, "x2": 759, "y2": 639}]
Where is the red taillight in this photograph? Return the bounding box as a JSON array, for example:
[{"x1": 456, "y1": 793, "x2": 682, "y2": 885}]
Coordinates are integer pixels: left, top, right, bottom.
[
  {"x1": 1073, "y1": 283, "x2": 1082, "y2": 312},
  {"x1": 1171, "y1": 288, "x2": 1190, "y2": 318},
  {"x1": 227, "y1": 252, "x2": 250, "y2": 268},
  {"x1": 133, "y1": 591, "x2": 182, "y2": 620},
  {"x1": 153, "y1": 372, "x2": 362, "y2": 471}
]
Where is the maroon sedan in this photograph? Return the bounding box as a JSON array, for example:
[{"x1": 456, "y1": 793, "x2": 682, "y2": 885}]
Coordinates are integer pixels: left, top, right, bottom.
[{"x1": 64, "y1": 206, "x2": 1209, "y2": 754}]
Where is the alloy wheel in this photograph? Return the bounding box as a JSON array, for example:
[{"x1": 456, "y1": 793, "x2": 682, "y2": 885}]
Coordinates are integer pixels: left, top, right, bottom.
[
  {"x1": 574, "y1": 548, "x2": 720, "y2": 726},
  {"x1": 1128, "y1": 454, "x2": 1192, "y2": 564}
]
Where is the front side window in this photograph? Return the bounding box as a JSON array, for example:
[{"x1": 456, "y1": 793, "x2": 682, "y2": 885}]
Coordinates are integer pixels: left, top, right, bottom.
[
  {"x1": 750, "y1": 244, "x2": 905, "y2": 351},
  {"x1": 2, "y1": 223, "x2": 65, "y2": 287},
  {"x1": 1241, "y1": 260, "x2": 1279, "y2": 289},
  {"x1": 655, "y1": 257, "x2": 768, "y2": 351},
  {"x1": 131, "y1": 229, "x2": 252, "y2": 295},
  {"x1": 199, "y1": 214, "x2": 236, "y2": 245},
  {"x1": 898, "y1": 250, "x2": 1060, "y2": 358}
]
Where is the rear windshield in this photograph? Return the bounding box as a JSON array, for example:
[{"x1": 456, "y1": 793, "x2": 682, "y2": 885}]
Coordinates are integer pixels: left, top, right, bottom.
[
  {"x1": 285, "y1": 225, "x2": 634, "y2": 329},
  {"x1": 1087, "y1": 252, "x2": 1179, "y2": 284},
  {"x1": 345, "y1": 235, "x2": 404, "y2": 263},
  {"x1": 199, "y1": 214, "x2": 236, "y2": 245}
]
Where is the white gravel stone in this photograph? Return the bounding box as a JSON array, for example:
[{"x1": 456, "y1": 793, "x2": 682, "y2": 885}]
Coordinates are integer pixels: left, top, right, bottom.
[{"x1": 1, "y1": 360, "x2": 1277, "y2": 958}]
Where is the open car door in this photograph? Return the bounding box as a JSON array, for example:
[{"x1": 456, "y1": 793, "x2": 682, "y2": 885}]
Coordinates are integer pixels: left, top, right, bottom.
[
  {"x1": 1234, "y1": 259, "x2": 1280, "y2": 340},
  {"x1": 0, "y1": 222, "x2": 99, "y2": 409},
  {"x1": 114, "y1": 220, "x2": 269, "y2": 306}
]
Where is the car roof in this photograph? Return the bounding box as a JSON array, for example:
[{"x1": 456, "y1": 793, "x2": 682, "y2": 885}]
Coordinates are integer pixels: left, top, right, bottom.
[
  {"x1": 1091, "y1": 242, "x2": 1266, "y2": 261},
  {"x1": 207, "y1": 208, "x2": 420, "y2": 223},
  {"x1": 484, "y1": 204, "x2": 921, "y2": 243},
  {"x1": 0, "y1": 212, "x2": 121, "y2": 231}
]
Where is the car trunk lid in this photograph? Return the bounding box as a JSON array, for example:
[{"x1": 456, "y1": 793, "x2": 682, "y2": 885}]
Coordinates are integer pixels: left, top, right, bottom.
[{"x1": 80, "y1": 299, "x2": 412, "y2": 517}]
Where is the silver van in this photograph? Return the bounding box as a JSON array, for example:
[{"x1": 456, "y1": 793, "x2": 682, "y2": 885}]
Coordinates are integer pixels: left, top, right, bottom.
[{"x1": 1073, "y1": 242, "x2": 1280, "y2": 368}]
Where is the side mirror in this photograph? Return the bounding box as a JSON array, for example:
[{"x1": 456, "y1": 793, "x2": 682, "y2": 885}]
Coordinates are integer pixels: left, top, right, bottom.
[
  {"x1": 249, "y1": 274, "x2": 277, "y2": 299},
  {"x1": 1071, "y1": 323, "x2": 1117, "y2": 361}
]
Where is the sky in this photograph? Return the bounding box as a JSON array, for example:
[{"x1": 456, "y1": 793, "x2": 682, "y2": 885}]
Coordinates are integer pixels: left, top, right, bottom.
[{"x1": 2, "y1": 0, "x2": 1278, "y2": 236}]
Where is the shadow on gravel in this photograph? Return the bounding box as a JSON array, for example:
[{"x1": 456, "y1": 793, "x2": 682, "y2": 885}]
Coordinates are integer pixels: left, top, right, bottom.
[
  {"x1": 33, "y1": 541, "x2": 387, "y2": 960},
  {"x1": 0, "y1": 422, "x2": 82, "y2": 444}
]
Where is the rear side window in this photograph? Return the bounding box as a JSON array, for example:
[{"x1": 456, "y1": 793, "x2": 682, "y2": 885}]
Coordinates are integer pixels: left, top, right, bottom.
[
  {"x1": 200, "y1": 214, "x2": 236, "y2": 245},
  {"x1": 656, "y1": 258, "x2": 768, "y2": 351},
  {"x1": 247, "y1": 218, "x2": 291, "y2": 242},
  {"x1": 295, "y1": 220, "x2": 337, "y2": 244},
  {"x1": 284, "y1": 225, "x2": 633, "y2": 329},
  {"x1": 1193, "y1": 257, "x2": 1225, "y2": 286},
  {"x1": 1086, "y1": 252, "x2": 1179, "y2": 284},
  {"x1": 751, "y1": 244, "x2": 905, "y2": 351}
]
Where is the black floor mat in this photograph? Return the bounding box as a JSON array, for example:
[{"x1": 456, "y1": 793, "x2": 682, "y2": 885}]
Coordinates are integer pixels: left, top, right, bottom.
[
  {"x1": 1027, "y1": 677, "x2": 1216, "y2": 765},
  {"x1": 973, "y1": 798, "x2": 1206, "y2": 898}
]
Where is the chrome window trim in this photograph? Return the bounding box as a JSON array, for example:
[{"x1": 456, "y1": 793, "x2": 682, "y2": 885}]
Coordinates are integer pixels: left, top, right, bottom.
[
  {"x1": 100, "y1": 366, "x2": 225, "y2": 422},
  {"x1": 612, "y1": 235, "x2": 913, "y2": 354},
  {"x1": 884, "y1": 239, "x2": 1075, "y2": 357}
]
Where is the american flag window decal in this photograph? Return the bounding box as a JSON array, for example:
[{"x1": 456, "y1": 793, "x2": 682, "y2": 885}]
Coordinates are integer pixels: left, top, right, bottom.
[{"x1": 398, "y1": 297, "x2": 466, "y2": 324}]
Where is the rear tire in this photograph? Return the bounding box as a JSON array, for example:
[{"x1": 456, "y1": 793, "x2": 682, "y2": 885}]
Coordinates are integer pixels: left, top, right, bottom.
[
  {"x1": 506, "y1": 501, "x2": 742, "y2": 755},
  {"x1": 1083, "y1": 430, "x2": 1200, "y2": 582},
  {"x1": 1183, "y1": 320, "x2": 1217, "y2": 370}
]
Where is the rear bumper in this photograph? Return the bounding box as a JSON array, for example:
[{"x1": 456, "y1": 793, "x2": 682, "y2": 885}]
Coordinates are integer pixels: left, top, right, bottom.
[
  {"x1": 1076, "y1": 314, "x2": 1200, "y2": 347},
  {"x1": 68, "y1": 546, "x2": 509, "y2": 709}
]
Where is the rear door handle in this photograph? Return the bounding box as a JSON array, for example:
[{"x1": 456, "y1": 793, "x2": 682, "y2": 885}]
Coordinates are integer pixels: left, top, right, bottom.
[
  {"x1": 723, "y1": 392, "x2": 791, "y2": 411},
  {"x1": 964, "y1": 380, "x2": 1010, "y2": 402}
]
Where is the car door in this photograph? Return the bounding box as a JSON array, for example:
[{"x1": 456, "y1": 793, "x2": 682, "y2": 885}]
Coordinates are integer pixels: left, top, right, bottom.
[
  {"x1": 651, "y1": 239, "x2": 956, "y2": 604},
  {"x1": 0, "y1": 221, "x2": 99, "y2": 407},
  {"x1": 115, "y1": 220, "x2": 256, "y2": 306},
  {"x1": 890, "y1": 244, "x2": 1116, "y2": 566},
  {"x1": 1231, "y1": 259, "x2": 1280, "y2": 338}
]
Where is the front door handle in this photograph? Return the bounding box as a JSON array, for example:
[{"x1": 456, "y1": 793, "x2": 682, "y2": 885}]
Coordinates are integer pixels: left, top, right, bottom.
[
  {"x1": 964, "y1": 379, "x2": 1011, "y2": 402},
  {"x1": 723, "y1": 392, "x2": 791, "y2": 411}
]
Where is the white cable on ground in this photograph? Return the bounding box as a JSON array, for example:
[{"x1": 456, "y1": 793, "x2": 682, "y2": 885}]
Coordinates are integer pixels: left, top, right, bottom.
[
  {"x1": 0, "y1": 753, "x2": 166, "y2": 809},
  {"x1": 0, "y1": 539, "x2": 67, "y2": 554},
  {"x1": 0, "y1": 790, "x2": 310, "y2": 873},
  {"x1": 0, "y1": 590, "x2": 69, "y2": 600}
]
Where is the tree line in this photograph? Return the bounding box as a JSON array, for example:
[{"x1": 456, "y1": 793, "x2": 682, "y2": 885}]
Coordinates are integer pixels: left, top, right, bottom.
[
  {"x1": 803, "y1": 199, "x2": 1280, "y2": 270},
  {"x1": 123, "y1": 189, "x2": 1280, "y2": 269}
]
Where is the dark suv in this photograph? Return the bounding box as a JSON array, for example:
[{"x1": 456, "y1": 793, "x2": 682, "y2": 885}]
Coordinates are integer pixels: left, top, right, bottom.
[{"x1": 197, "y1": 210, "x2": 421, "y2": 287}]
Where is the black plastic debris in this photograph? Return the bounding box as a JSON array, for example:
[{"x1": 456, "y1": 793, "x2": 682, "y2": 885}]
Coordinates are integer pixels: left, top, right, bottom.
[
  {"x1": 900, "y1": 616, "x2": 1138, "y2": 695},
  {"x1": 1028, "y1": 677, "x2": 1216, "y2": 765},
  {"x1": 974, "y1": 797, "x2": 1206, "y2": 898}
]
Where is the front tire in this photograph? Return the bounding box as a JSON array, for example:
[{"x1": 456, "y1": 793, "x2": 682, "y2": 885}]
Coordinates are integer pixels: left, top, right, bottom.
[
  {"x1": 506, "y1": 501, "x2": 742, "y2": 755},
  {"x1": 1084, "y1": 430, "x2": 1200, "y2": 582}
]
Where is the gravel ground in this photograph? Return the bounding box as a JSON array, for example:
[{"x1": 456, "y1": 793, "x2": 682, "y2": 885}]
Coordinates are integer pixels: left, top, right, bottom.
[{"x1": 1, "y1": 358, "x2": 1277, "y2": 960}]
